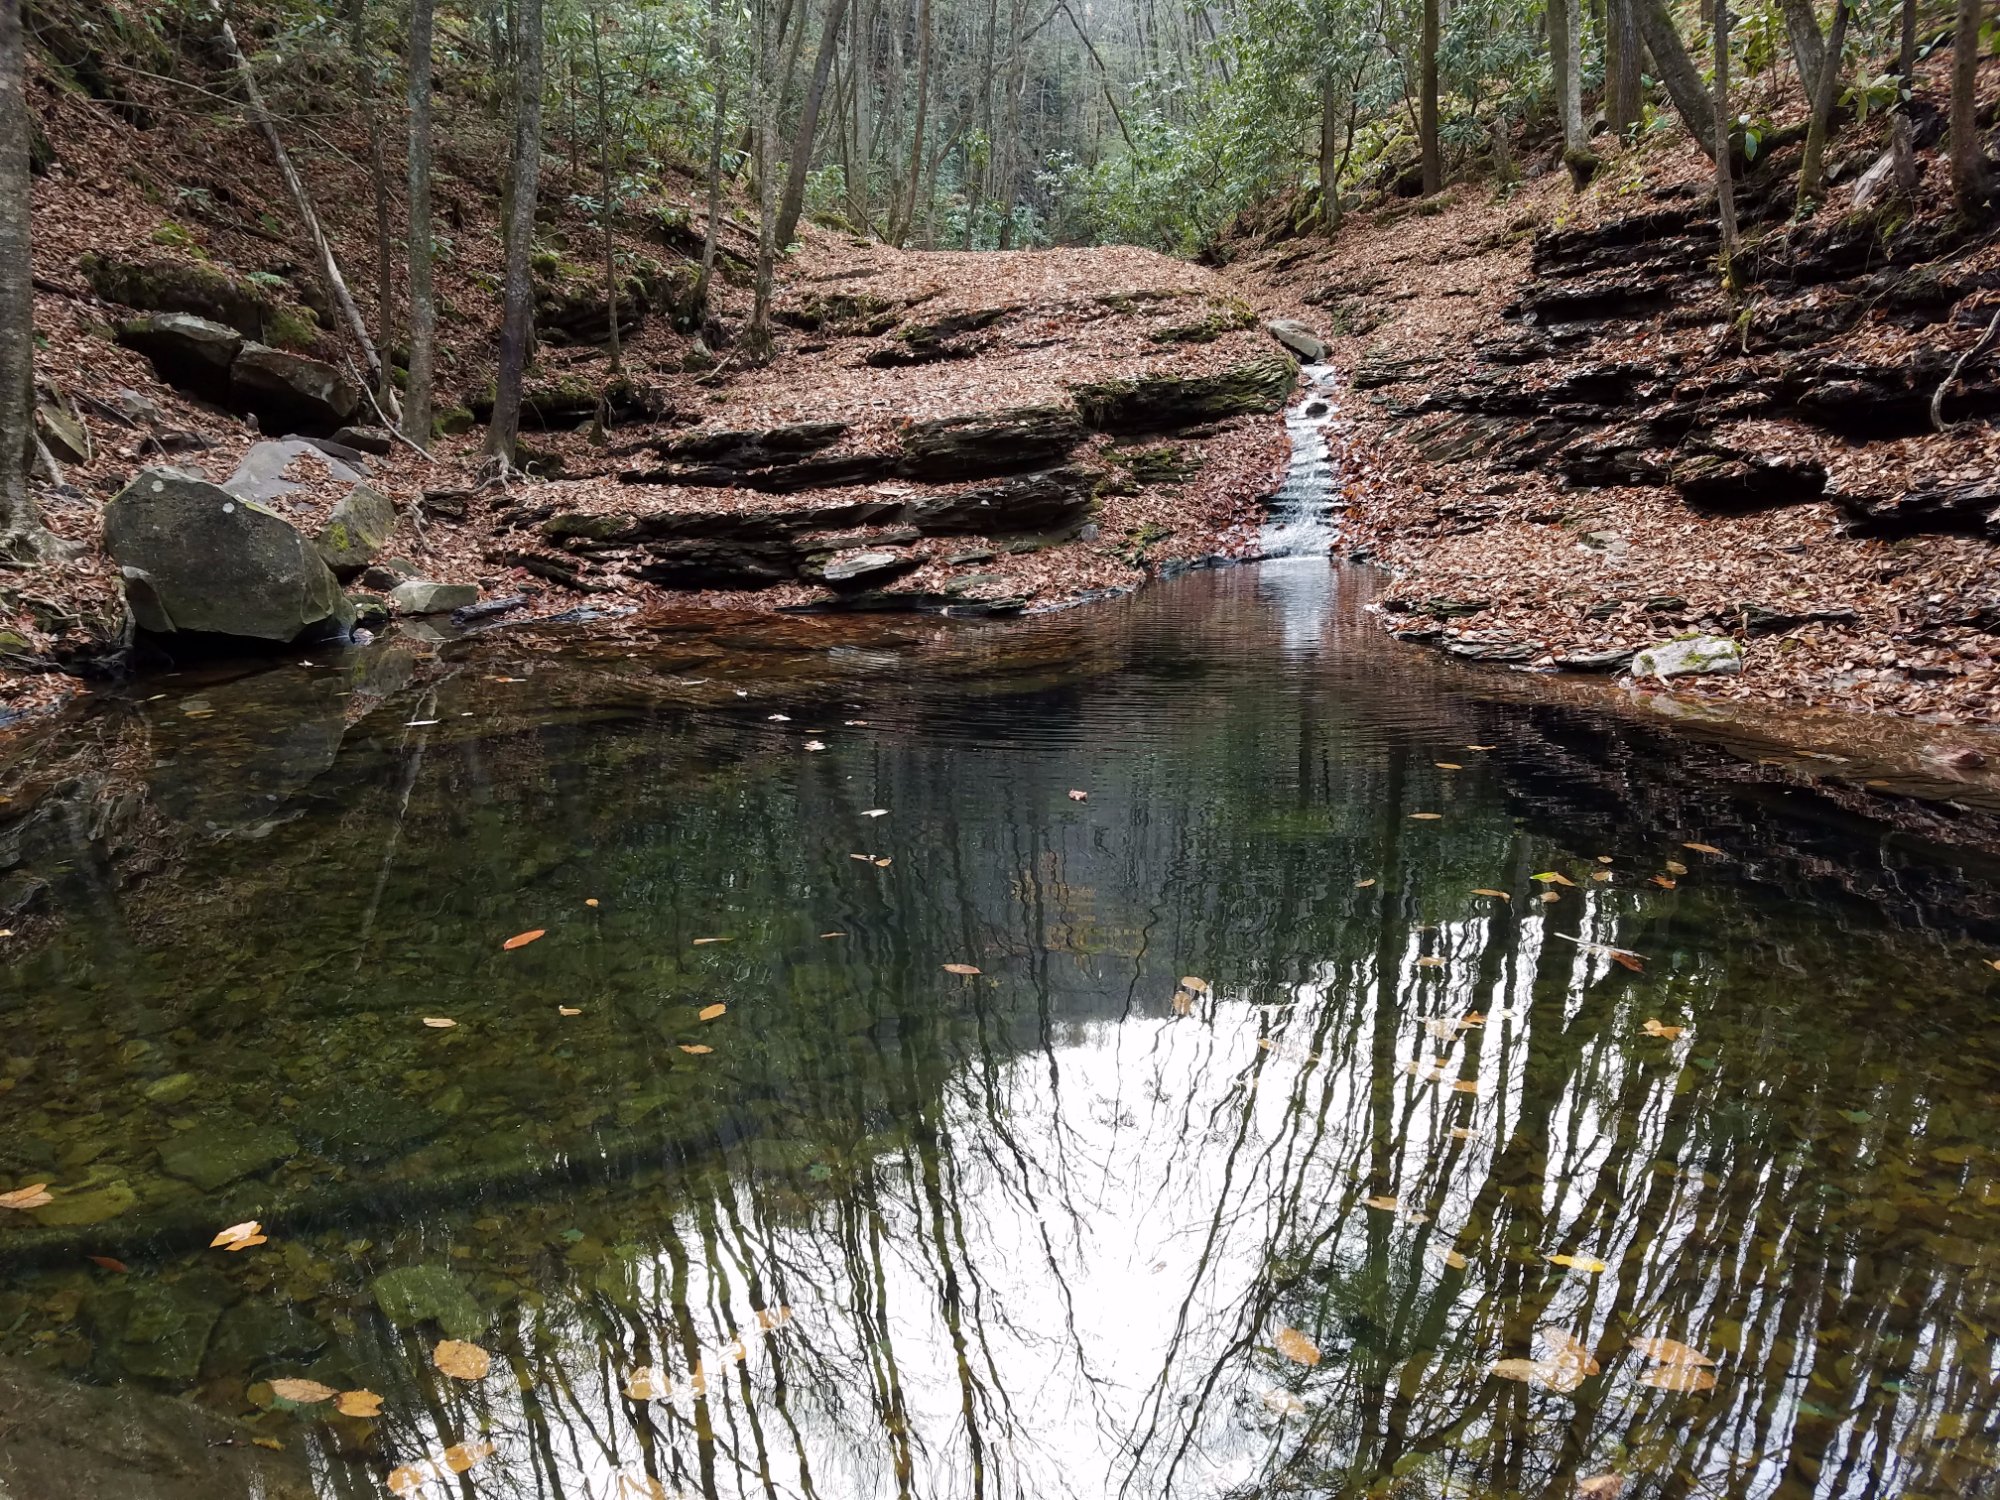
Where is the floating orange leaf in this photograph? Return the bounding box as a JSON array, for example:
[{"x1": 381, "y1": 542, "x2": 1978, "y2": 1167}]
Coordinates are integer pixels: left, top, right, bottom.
[
  {"x1": 422, "y1": 1017, "x2": 457, "y2": 1029},
  {"x1": 1591, "y1": 869, "x2": 1614, "y2": 882},
  {"x1": 1179, "y1": 976, "x2": 1210, "y2": 993},
  {"x1": 444, "y1": 1440, "x2": 496, "y2": 1474},
  {"x1": 820, "y1": 931, "x2": 846, "y2": 938},
  {"x1": 1578, "y1": 1474, "x2": 1626, "y2": 1500},
  {"x1": 942, "y1": 963, "x2": 981, "y2": 975},
  {"x1": 1362, "y1": 1195, "x2": 1400, "y2": 1212},
  {"x1": 336, "y1": 1389, "x2": 384, "y2": 1418},
  {"x1": 86, "y1": 1255, "x2": 128, "y2": 1272},
  {"x1": 1491, "y1": 1356, "x2": 1585, "y2": 1393},
  {"x1": 1642, "y1": 1018, "x2": 1683, "y2": 1040},
  {"x1": 1410, "y1": 812, "x2": 1443, "y2": 821},
  {"x1": 1274, "y1": 1326, "x2": 1321, "y2": 1366},
  {"x1": 1435, "y1": 761, "x2": 1463, "y2": 770},
  {"x1": 698, "y1": 1003, "x2": 727, "y2": 1020},
  {"x1": 1466, "y1": 744, "x2": 1495, "y2": 751},
  {"x1": 1629, "y1": 1336, "x2": 1716, "y2": 1367},
  {"x1": 1068, "y1": 789, "x2": 1088, "y2": 801},
  {"x1": 432, "y1": 1339, "x2": 491, "y2": 1380},
  {"x1": 585, "y1": 898, "x2": 600, "y2": 908},
  {"x1": 1650, "y1": 875, "x2": 1678, "y2": 890},
  {"x1": 1355, "y1": 878, "x2": 1376, "y2": 888},
  {"x1": 1682, "y1": 842, "x2": 1723, "y2": 855},
  {"x1": 1539, "y1": 1328, "x2": 1601, "y2": 1377},
  {"x1": 1540, "y1": 891, "x2": 1561, "y2": 903},
  {"x1": 874, "y1": 857, "x2": 892, "y2": 867},
  {"x1": 503, "y1": 929, "x2": 545, "y2": 950},
  {"x1": 1545, "y1": 1252, "x2": 1609, "y2": 1273},
  {"x1": 625, "y1": 1367, "x2": 670, "y2": 1401},
  {"x1": 753, "y1": 1304, "x2": 794, "y2": 1330},
  {"x1": 211, "y1": 1220, "x2": 263, "y2": 1250},
  {"x1": 269, "y1": 1378, "x2": 338, "y2": 1404},
  {"x1": 1452, "y1": 1079, "x2": 1480, "y2": 1094},
  {"x1": 1442, "y1": 1249, "x2": 1469, "y2": 1269},
  {"x1": 1639, "y1": 1363, "x2": 1718, "y2": 1392},
  {"x1": 679, "y1": 1044, "x2": 714, "y2": 1055},
  {"x1": 692, "y1": 936, "x2": 732, "y2": 946},
  {"x1": 1472, "y1": 888, "x2": 1511, "y2": 900},
  {"x1": 1416, "y1": 955, "x2": 1445, "y2": 968},
  {"x1": 1665, "y1": 859, "x2": 1688, "y2": 876},
  {"x1": 0, "y1": 1183, "x2": 53, "y2": 1210},
  {"x1": 1532, "y1": 871, "x2": 1576, "y2": 886},
  {"x1": 387, "y1": 1466, "x2": 429, "y2": 1496},
  {"x1": 558, "y1": 1006, "x2": 582, "y2": 1016}
]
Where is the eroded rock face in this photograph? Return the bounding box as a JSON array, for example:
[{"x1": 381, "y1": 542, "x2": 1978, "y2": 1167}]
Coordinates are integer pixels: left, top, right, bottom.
[
  {"x1": 228, "y1": 345, "x2": 362, "y2": 435},
  {"x1": 103, "y1": 469, "x2": 355, "y2": 643},
  {"x1": 81, "y1": 252, "x2": 302, "y2": 342},
  {"x1": 903, "y1": 468, "x2": 1096, "y2": 534},
  {"x1": 899, "y1": 407, "x2": 1084, "y2": 478},
  {"x1": 1073, "y1": 355, "x2": 1298, "y2": 432},
  {"x1": 116, "y1": 313, "x2": 243, "y2": 400}
]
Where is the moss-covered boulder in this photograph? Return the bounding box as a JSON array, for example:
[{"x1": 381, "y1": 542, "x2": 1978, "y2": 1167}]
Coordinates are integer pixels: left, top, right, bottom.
[
  {"x1": 228, "y1": 344, "x2": 362, "y2": 436},
  {"x1": 156, "y1": 1119, "x2": 299, "y2": 1191},
  {"x1": 1073, "y1": 354, "x2": 1298, "y2": 433},
  {"x1": 370, "y1": 1264, "x2": 488, "y2": 1340},
  {"x1": 313, "y1": 484, "x2": 397, "y2": 576},
  {"x1": 81, "y1": 253, "x2": 302, "y2": 342},
  {"x1": 84, "y1": 1279, "x2": 225, "y2": 1386},
  {"x1": 104, "y1": 469, "x2": 356, "y2": 644}
]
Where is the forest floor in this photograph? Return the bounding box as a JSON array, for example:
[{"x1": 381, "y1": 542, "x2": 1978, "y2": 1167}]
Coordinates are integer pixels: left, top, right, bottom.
[{"x1": 1241, "y1": 50, "x2": 2000, "y2": 729}]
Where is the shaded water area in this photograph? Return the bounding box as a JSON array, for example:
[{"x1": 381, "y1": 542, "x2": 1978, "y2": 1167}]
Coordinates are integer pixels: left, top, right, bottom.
[{"x1": 5, "y1": 562, "x2": 2000, "y2": 1499}]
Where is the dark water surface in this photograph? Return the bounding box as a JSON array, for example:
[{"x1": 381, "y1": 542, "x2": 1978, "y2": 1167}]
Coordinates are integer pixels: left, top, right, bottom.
[{"x1": 5, "y1": 561, "x2": 2000, "y2": 1500}]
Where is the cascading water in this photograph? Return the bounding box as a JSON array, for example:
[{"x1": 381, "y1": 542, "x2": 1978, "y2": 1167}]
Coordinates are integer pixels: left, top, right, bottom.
[{"x1": 1258, "y1": 363, "x2": 1344, "y2": 558}]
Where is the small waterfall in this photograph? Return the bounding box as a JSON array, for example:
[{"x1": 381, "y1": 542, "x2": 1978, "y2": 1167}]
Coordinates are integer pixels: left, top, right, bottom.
[{"x1": 1259, "y1": 363, "x2": 1343, "y2": 559}]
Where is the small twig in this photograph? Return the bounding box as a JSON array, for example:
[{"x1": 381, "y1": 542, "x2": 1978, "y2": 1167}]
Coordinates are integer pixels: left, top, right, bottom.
[
  {"x1": 1931, "y1": 304, "x2": 2000, "y2": 432},
  {"x1": 31, "y1": 431, "x2": 65, "y2": 489}
]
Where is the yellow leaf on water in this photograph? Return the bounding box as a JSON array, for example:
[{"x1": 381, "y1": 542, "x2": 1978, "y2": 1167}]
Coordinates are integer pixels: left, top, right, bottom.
[
  {"x1": 335, "y1": 1389, "x2": 383, "y2": 1418},
  {"x1": 433, "y1": 1339, "x2": 491, "y2": 1380},
  {"x1": 1577, "y1": 1474, "x2": 1626, "y2": 1500},
  {"x1": 0, "y1": 1183, "x2": 53, "y2": 1210},
  {"x1": 1461, "y1": 1011, "x2": 1485, "y2": 1027},
  {"x1": 269, "y1": 1378, "x2": 337, "y2": 1404},
  {"x1": 1466, "y1": 744, "x2": 1495, "y2": 751},
  {"x1": 699, "y1": 1003, "x2": 727, "y2": 1020},
  {"x1": 1179, "y1": 976, "x2": 1210, "y2": 994},
  {"x1": 210, "y1": 1220, "x2": 262, "y2": 1249},
  {"x1": 422, "y1": 1017, "x2": 457, "y2": 1029},
  {"x1": 1650, "y1": 875, "x2": 1678, "y2": 889},
  {"x1": 624, "y1": 1367, "x2": 670, "y2": 1401},
  {"x1": 1416, "y1": 955, "x2": 1445, "y2": 968},
  {"x1": 1987, "y1": 959, "x2": 2000, "y2": 972},
  {"x1": 1539, "y1": 891, "x2": 1561, "y2": 903},
  {"x1": 250, "y1": 1436, "x2": 284, "y2": 1450},
  {"x1": 874, "y1": 857, "x2": 892, "y2": 867},
  {"x1": 1410, "y1": 812, "x2": 1443, "y2": 821},
  {"x1": 1539, "y1": 1328, "x2": 1601, "y2": 1377},
  {"x1": 1545, "y1": 1253, "x2": 1609, "y2": 1273},
  {"x1": 1591, "y1": 870, "x2": 1614, "y2": 882},
  {"x1": 444, "y1": 1440, "x2": 496, "y2": 1475},
  {"x1": 1639, "y1": 1363, "x2": 1718, "y2": 1392},
  {"x1": 1629, "y1": 1336, "x2": 1716, "y2": 1367},
  {"x1": 1261, "y1": 1387, "x2": 1306, "y2": 1416},
  {"x1": 1443, "y1": 1250, "x2": 1469, "y2": 1269},
  {"x1": 1642, "y1": 1018, "x2": 1684, "y2": 1040},
  {"x1": 1665, "y1": 859, "x2": 1688, "y2": 875},
  {"x1": 1532, "y1": 872, "x2": 1576, "y2": 886},
  {"x1": 1171, "y1": 990, "x2": 1193, "y2": 1015},
  {"x1": 820, "y1": 931, "x2": 845, "y2": 938},
  {"x1": 692, "y1": 937, "x2": 732, "y2": 946},
  {"x1": 1362, "y1": 1194, "x2": 1400, "y2": 1212},
  {"x1": 1355, "y1": 878, "x2": 1376, "y2": 888},
  {"x1": 1472, "y1": 888, "x2": 1511, "y2": 900},
  {"x1": 1491, "y1": 1356, "x2": 1582, "y2": 1392},
  {"x1": 1068, "y1": 789, "x2": 1089, "y2": 801},
  {"x1": 585, "y1": 898, "x2": 600, "y2": 908},
  {"x1": 942, "y1": 963, "x2": 981, "y2": 975},
  {"x1": 850, "y1": 853, "x2": 873, "y2": 861},
  {"x1": 1273, "y1": 1326, "x2": 1321, "y2": 1366},
  {"x1": 558, "y1": 1006, "x2": 582, "y2": 1016},
  {"x1": 503, "y1": 929, "x2": 545, "y2": 950},
  {"x1": 1257, "y1": 1038, "x2": 1275, "y2": 1051},
  {"x1": 1451, "y1": 1079, "x2": 1480, "y2": 1095},
  {"x1": 387, "y1": 1465, "x2": 430, "y2": 1496},
  {"x1": 679, "y1": 1044, "x2": 714, "y2": 1055},
  {"x1": 1435, "y1": 762, "x2": 1463, "y2": 770},
  {"x1": 1683, "y1": 842, "x2": 1723, "y2": 855},
  {"x1": 1450, "y1": 1126, "x2": 1480, "y2": 1141},
  {"x1": 753, "y1": 1304, "x2": 793, "y2": 1330}
]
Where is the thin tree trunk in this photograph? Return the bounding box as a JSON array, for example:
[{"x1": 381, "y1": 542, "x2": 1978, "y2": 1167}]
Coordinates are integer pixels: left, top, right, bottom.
[
  {"x1": 743, "y1": 0, "x2": 780, "y2": 359},
  {"x1": 1321, "y1": 77, "x2": 1341, "y2": 228},
  {"x1": 692, "y1": 0, "x2": 729, "y2": 325},
  {"x1": 402, "y1": 0, "x2": 438, "y2": 446},
  {"x1": 897, "y1": 0, "x2": 932, "y2": 245},
  {"x1": 849, "y1": 0, "x2": 873, "y2": 228},
  {"x1": 776, "y1": 0, "x2": 852, "y2": 247},
  {"x1": 589, "y1": 7, "x2": 621, "y2": 376},
  {"x1": 486, "y1": 0, "x2": 545, "y2": 463},
  {"x1": 1781, "y1": 0, "x2": 1827, "y2": 102},
  {"x1": 1419, "y1": 0, "x2": 1440, "y2": 193},
  {"x1": 1550, "y1": 0, "x2": 1589, "y2": 182},
  {"x1": 0, "y1": 0, "x2": 54, "y2": 557},
  {"x1": 220, "y1": 21, "x2": 384, "y2": 385},
  {"x1": 1607, "y1": 0, "x2": 1643, "y2": 132},
  {"x1": 1950, "y1": 0, "x2": 1991, "y2": 213},
  {"x1": 1715, "y1": 0, "x2": 1741, "y2": 283},
  {"x1": 1898, "y1": 0, "x2": 1916, "y2": 83},
  {"x1": 366, "y1": 97, "x2": 399, "y2": 416},
  {"x1": 1798, "y1": 0, "x2": 1850, "y2": 201},
  {"x1": 1635, "y1": 0, "x2": 1719, "y2": 157}
]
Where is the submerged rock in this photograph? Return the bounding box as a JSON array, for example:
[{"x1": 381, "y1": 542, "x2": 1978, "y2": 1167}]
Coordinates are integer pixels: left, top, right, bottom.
[
  {"x1": 104, "y1": 469, "x2": 355, "y2": 643},
  {"x1": 370, "y1": 1264, "x2": 488, "y2": 1340},
  {"x1": 1631, "y1": 634, "x2": 1744, "y2": 680},
  {"x1": 157, "y1": 1119, "x2": 299, "y2": 1191},
  {"x1": 85, "y1": 1278, "x2": 226, "y2": 1386}
]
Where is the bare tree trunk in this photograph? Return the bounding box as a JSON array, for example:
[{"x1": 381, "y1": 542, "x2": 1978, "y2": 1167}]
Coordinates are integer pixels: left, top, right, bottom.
[
  {"x1": 1419, "y1": 0, "x2": 1440, "y2": 193},
  {"x1": 402, "y1": 0, "x2": 437, "y2": 446},
  {"x1": 1607, "y1": 0, "x2": 1643, "y2": 132},
  {"x1": 1950, "y1": 0, "x2": 1991, "y2": 213},
  {"x1": 1320, "y1": 77, "x2": 1341, "y2": 228},
  {"x1": 1898, "y1": 0, "x2": 1917, "y2": 83},
  {"x1": 897, "y1": 0, "x2": 932, "y2": 246},
  {"x1": 848, "y1": 0, "x2": 873, "y2": 228},
  {"x1": 743, "y1": 0, "x2": 780, "y2": 360},
  {"x1": 1635, "y1": 0, "x2": 1719, "y2": 157},
  {"x1": 486, "y1": 0, "x2": 545, "y2": 464},
  {"x1": 0, "y1": 0, "x2": 55, "y2": 557},
  {"x1": 776, "y1": 0, "x2": 852, "y2": 247},
  {"x1": 1715, "y1": 0, "x2": 1741, "y2": 283},
  {"x1": 1781, "y1": 0, "x2": 1827, "y2": 102},
  {"x1": 1550, "y1": 0, "x2": 1590, "y2": 184},
  {"x1": 1798, "y1": 0, "x2": 1851, "y2": 201},
  {"x1": 589, "y1": 6, "x2": 621, "y2": 377},
  {"x1": 366, "y1": 100, "x2": 400, "y2": 417},
  {"x1": 220, "y1": 21, "x2": 384, "y2": 386},
  {"x1": 692, "y1": 0, "x2": 729, "y2": 325}
]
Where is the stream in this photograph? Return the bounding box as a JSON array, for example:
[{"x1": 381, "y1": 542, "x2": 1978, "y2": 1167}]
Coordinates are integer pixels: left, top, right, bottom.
[{"x1": 2, "y1": 383, "x2": 2000, "y2": 1497}]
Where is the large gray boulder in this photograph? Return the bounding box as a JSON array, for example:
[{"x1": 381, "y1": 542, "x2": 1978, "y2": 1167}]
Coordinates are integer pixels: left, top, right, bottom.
[
  {"x1": 1266, "y1": 318, "x2": 1327, "y2": 362},
  {"x1": 116, "y1": 313, "x2": 243, "y2": 400},
  {"x1": 220, "y1": 439, "x2": 399, "y2": 575},
  {"x1": 387, "y1": 579, "x2": 479, "y2": 614},
  {"x1": 1631, "y1": 634, "x2": 1744, "y2": 680},
  {"x1": 104, "y1": 468, "x2": 355, "y2": 643},
  {"x1": 228, "y1": 344, "x2": 362, "y2": 435}
]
